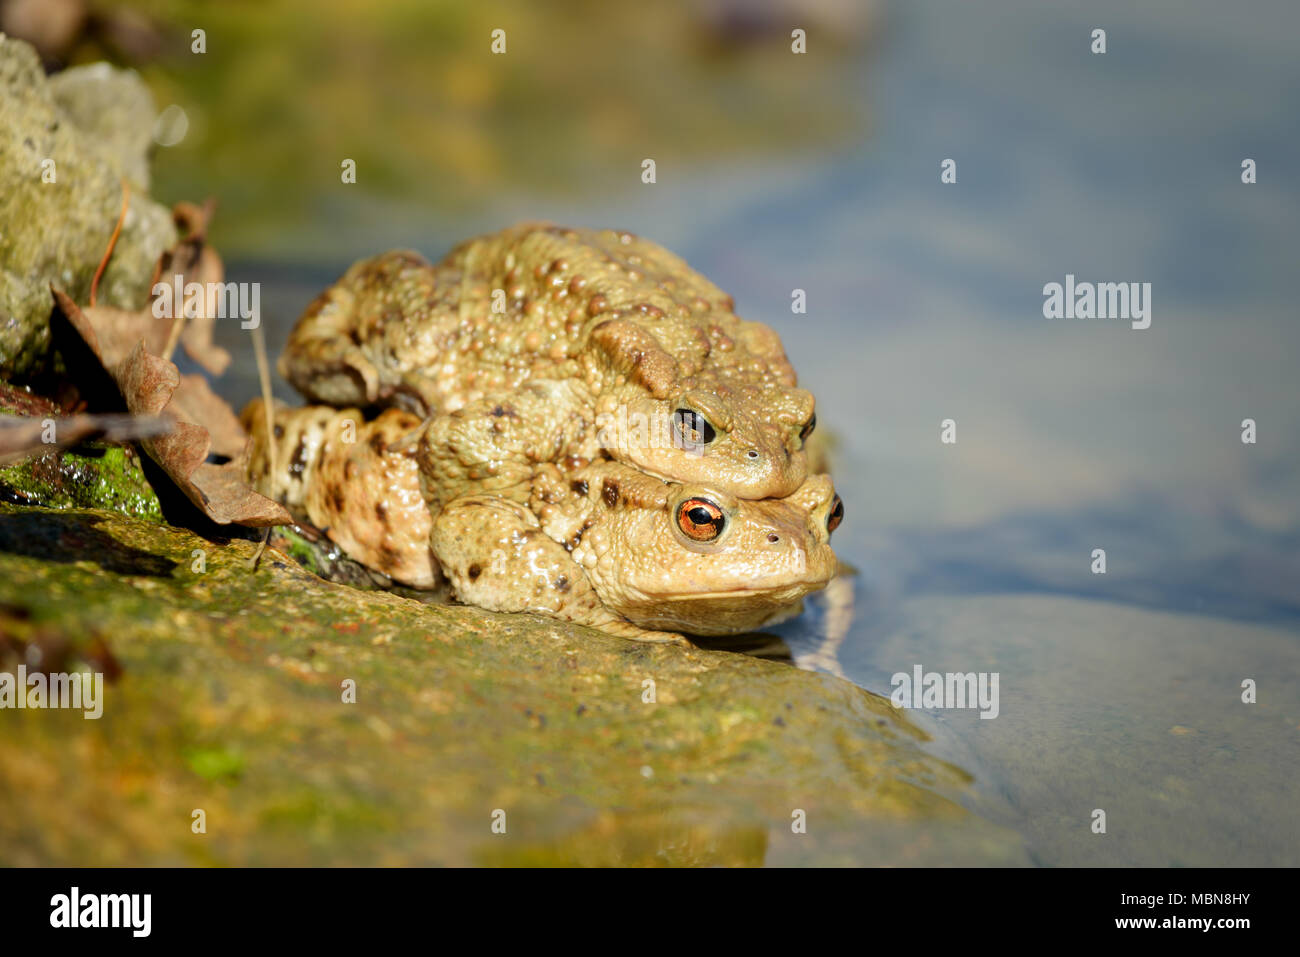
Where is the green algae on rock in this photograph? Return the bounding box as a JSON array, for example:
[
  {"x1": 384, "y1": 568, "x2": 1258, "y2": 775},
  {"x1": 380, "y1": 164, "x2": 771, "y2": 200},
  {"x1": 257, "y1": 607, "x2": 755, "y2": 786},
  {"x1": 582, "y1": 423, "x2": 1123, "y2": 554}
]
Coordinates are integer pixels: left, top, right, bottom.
[
  {"x1": 0, "y1": 442, "x2": 162, "y2": 520},
  {"x1": 0, "y1": 504, "x2": 1028, "y2": 866},
  {"x1": 0, "y1": 384, "x2": 165, "y2": 521}
]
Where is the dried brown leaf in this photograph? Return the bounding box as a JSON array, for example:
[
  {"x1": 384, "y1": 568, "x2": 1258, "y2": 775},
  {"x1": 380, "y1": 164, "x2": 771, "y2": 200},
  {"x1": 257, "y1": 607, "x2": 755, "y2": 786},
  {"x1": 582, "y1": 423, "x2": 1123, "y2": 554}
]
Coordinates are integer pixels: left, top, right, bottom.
[
  {"x1": 170, "y1": 374, "x2": 248, "y2": 460},
  {"x1": 155, "y1": 199, "x2": 232, "y2": 375},
  {"x1": 50, "y1": 287, "x2": 290, "y2": 528},
  {"x1": 64, "y1": 302, "x2": 172, "y2": 367}
]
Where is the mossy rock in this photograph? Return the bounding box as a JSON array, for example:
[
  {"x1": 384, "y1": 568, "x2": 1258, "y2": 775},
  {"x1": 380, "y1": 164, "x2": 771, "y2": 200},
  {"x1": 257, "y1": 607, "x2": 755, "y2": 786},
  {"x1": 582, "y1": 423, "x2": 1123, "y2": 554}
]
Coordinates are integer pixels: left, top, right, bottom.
[
  {"x1": 0, "y1": 504, "x2": 1028, "y2": 865},
  {"x1": 0, "y1": 36, "x2": 176, "y2": 378}
]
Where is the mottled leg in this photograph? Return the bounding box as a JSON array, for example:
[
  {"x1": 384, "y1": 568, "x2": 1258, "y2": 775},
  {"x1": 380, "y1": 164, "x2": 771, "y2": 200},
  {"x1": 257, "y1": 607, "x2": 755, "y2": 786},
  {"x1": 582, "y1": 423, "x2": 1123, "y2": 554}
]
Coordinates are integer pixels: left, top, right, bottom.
[
  {"x1": 430, "y1": 493, "x2": 687, "y2": 644},
  {"x1": 242, "y1": 399, "x2": 438, "y2": 588}
]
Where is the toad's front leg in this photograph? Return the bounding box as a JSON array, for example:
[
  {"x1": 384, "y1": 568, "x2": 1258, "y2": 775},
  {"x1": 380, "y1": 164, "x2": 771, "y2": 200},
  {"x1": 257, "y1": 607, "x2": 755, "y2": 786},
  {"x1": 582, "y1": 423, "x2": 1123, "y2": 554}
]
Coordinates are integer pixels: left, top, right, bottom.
[
  {"x1": 417, "y1": 378, "x2": 598, "y2": 509},
  {"x1": 430, "y1": 493, "x2": 688, "y2": 644}
]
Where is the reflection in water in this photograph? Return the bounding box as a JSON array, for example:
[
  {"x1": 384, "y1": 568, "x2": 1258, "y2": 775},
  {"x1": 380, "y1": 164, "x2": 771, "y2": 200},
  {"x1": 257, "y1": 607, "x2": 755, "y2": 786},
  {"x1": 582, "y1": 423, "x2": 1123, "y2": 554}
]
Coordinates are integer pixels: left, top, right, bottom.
[
  {"x1": 792, "y1": 573, "x2": 853, "y2": 679},
  {"x1": 694, "y1": 573, "x2": 853, "y2": 677}
]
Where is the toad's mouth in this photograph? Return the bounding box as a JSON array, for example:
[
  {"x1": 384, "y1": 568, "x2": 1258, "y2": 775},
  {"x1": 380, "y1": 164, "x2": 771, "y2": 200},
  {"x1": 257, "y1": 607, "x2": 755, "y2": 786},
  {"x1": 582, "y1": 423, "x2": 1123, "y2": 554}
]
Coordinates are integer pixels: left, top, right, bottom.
[
  {"x1": 625, "y1": 581, "x2": 828, "y2": 636},
  {"x1": 637, "y1": 577, "x2": 831, "y2": 603}
]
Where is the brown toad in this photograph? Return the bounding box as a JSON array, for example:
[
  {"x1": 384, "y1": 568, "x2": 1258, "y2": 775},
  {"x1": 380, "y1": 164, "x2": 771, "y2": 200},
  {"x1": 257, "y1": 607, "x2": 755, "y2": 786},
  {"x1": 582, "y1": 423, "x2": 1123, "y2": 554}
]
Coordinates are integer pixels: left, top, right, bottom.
[
  {"x1": 244, "y1": 401, "x2": 843, "y2": 642},
  {"x1": 278, "y1": 223, "x2": 817, "y2": 505}
]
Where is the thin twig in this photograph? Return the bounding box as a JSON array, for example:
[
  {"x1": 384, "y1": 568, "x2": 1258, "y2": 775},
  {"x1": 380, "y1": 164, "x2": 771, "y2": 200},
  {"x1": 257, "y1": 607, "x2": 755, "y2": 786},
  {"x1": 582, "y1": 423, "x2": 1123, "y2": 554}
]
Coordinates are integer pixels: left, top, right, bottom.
[
  {"x1": 246, "y1": 320, "x2": 278, "y2": 570},
  {"x1": 90, "y1": 179, "x2": 130, "y2": 307},
  {"x1": 158, "y1": 201, "x2": 215, "y2": 365},
  {"x1": 247, "y1": 525, "x2": 272, "y2": 570},
  {"x1": 159, "y1": 299, "x2": 188, "y2": 364}
]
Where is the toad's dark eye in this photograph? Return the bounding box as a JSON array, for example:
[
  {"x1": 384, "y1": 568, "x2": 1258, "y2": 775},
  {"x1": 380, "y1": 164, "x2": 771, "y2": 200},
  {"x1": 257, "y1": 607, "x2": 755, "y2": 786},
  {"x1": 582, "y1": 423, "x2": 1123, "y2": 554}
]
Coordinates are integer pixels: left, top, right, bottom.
[
  {"x1": 800, "y1": 413, "x2": 817, "y2": 443},
  {"x1": 827, "y1": 495, "x2": 844, "y2": 535},
  {"x1": 676, "y1": 498, "x2": 726, "y2": 542},
  {"x1": 672, "y1": 409, "x2": 717, "y2": 448}
]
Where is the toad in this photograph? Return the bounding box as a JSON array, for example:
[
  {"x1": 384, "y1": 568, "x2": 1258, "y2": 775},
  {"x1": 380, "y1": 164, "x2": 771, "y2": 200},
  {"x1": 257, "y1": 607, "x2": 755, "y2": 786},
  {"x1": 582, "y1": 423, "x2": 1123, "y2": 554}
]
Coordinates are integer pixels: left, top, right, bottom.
[
  {"x1": 277, "y1": 224, "x2": 817, "y2": 504},
  {"x1": 244, "y1": 401, "x2": 843, "y2": 642}
]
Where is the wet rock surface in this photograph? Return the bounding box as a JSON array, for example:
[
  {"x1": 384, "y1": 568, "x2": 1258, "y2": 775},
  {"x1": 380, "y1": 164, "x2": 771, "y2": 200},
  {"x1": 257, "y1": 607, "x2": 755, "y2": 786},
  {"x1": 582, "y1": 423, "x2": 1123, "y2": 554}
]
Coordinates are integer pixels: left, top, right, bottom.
[{"x1": 0, "y1": 504, "x2": 1027, "y2": 865}]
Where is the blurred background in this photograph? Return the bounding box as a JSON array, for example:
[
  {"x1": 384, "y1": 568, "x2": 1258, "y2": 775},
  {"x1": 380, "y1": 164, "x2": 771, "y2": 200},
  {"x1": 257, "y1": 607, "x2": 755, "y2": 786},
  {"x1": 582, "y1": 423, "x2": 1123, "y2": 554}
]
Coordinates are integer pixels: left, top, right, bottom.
[{"x1": 4, "y1": 0, "x2": 1297, "y2": 865}]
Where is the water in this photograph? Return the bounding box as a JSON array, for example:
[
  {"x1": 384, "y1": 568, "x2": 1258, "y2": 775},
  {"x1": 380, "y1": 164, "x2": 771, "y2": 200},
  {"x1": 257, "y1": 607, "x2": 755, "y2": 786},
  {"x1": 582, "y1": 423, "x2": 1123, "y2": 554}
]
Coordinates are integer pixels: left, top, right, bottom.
[
  {"x1": 771, "y1": 0, "x2": 1300, "y2": 866},
  {"x1": 212, "y1": 0, "x2": 1300, "y2": 864}
]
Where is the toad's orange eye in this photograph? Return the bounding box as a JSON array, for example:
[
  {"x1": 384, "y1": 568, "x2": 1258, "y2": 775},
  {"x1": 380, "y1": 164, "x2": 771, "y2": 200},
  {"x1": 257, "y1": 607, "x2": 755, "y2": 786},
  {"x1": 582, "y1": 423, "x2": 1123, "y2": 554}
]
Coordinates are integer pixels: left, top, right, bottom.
[
  {"x1": 676, "y1": 498, "x2": 726, "y2": 542},
  {"x1": 827, "y1": 495, "x2": 844, "y2": 534}
]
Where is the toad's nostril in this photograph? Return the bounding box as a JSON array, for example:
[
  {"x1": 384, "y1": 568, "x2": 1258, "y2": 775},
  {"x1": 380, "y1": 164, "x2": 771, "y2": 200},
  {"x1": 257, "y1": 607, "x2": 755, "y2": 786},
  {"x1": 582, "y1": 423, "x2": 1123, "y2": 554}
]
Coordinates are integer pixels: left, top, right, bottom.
[
  {"x1": 767, "y1": 533, "x2": 780, "y2": 543},
  {"x1": 746, "y1": 449, "x2": 760, "y2": 459}
]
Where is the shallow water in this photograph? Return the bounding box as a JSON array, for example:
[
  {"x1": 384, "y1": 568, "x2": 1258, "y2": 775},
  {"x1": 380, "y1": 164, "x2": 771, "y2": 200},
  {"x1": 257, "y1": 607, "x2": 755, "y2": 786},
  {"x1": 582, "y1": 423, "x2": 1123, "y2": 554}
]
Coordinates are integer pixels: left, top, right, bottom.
[{"x1": 209, "y1": 0, "x2": 1300, "y2": 864}]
